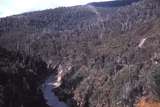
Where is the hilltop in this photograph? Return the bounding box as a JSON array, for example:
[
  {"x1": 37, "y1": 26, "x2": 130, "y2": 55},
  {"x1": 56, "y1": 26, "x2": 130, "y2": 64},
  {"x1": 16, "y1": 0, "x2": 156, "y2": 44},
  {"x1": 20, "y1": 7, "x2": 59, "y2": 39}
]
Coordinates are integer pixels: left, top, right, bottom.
[{"x1": 87, "y1": 0, "x2": 140, "y2": 7}]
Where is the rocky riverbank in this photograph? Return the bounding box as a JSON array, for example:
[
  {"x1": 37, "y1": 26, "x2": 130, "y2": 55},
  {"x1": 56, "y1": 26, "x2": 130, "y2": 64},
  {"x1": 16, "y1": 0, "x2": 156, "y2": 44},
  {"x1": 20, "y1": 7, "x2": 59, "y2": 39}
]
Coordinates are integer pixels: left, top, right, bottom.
[{"x1": 41, "y1": 74, "x2": 68, "y2": 107}]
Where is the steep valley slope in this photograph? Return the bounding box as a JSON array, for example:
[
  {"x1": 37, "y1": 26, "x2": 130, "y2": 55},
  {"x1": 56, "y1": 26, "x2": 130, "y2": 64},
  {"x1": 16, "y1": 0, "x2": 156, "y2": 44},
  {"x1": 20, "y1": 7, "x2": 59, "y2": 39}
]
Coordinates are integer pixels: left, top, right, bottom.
[
  {"x1": 0, "y1": 0, "x2": 160, "y2": 107},
  {"x1": 0, "y1": 47, "x2": 50, "y2": 107}
]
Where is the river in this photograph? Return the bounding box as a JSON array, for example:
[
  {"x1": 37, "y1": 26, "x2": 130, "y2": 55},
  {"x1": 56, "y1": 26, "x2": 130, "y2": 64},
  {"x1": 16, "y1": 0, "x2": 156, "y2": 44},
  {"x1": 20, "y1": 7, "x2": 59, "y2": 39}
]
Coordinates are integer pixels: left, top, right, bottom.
[{"x1": 41, "y1": 74, "x2": 68, "y2": 107}]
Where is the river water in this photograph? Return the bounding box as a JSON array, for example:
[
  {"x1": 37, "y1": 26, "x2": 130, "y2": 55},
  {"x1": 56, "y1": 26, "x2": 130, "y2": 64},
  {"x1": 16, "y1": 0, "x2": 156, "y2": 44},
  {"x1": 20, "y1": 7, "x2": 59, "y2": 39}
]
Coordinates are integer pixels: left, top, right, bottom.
[{"x1": 41, "y1": 74, "x2": 68, "y2": 107}]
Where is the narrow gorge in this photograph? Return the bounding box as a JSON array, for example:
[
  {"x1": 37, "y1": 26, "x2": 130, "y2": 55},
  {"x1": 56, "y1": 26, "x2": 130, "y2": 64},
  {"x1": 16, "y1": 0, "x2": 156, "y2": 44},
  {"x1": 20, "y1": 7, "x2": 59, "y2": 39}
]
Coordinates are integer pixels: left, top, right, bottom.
[{"x1": 1, "y1": 0, "x2": 160, "y2": 107}]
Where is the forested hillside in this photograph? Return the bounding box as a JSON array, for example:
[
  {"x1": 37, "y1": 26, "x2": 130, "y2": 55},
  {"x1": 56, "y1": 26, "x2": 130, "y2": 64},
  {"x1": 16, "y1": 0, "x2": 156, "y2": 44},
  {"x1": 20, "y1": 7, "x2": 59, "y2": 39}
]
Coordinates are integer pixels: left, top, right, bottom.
[
  {"x1": 0, "y1": 47, "x2": 49, "y2": 107},
  {"x1": 0, "y1": 0, "x2": 160, "y2": 107}
]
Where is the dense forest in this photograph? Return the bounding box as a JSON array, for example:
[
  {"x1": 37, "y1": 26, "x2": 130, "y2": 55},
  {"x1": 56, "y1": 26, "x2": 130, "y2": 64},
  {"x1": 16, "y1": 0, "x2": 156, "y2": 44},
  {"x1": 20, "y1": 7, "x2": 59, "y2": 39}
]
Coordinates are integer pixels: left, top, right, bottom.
[
  {"x1": 0, "y1": 0, "x2": 160, "y2": 107},
  {"x1": 0, "y1": 47, "x2": 49, "y2": 107}
]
